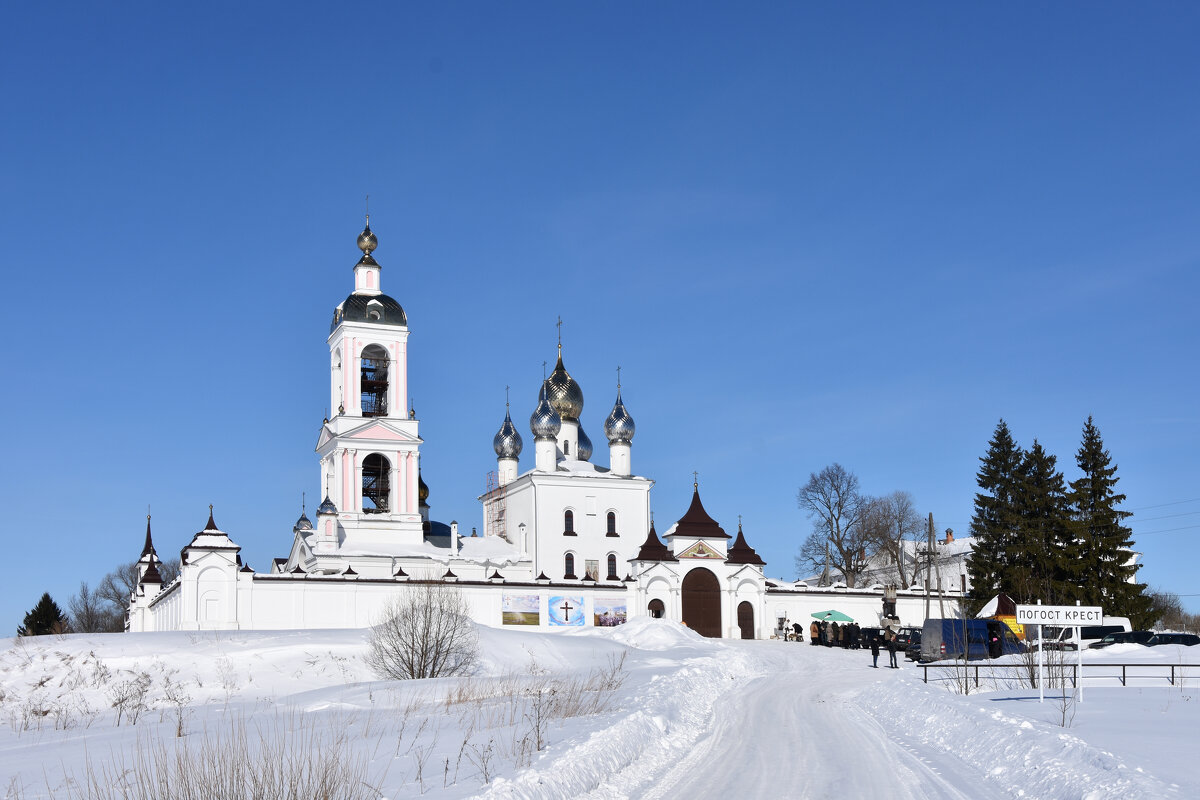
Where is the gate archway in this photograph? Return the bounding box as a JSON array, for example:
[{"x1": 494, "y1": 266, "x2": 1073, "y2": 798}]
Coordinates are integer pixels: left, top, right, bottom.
[
  {"x1": 737, "y1": 601, "x2": 755, "y2": 639},
  {"x1": 682, "y1": 568, "x2": 722, "y2": 638}
]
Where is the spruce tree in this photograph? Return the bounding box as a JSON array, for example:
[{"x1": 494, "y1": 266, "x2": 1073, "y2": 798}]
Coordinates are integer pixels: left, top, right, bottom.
[
  {"x1": 967, "y1": 420, "x2": 1025, "y2": 608},
  {"x1": 1066, "y1": 416, "x2": 1152, "y2": 620},
  {"x1": 17, "y1": 592, "x2": 68, "y2": 636},
  {"x1": 1010, "y1": 440, "x2": 1074, "y2": 604}
]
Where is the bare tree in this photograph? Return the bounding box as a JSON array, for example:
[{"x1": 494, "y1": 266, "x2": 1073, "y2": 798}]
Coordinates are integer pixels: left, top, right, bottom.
[
  {"x1": 67, "y1": 581, "x2": 122, "y2": 633},
  {"x1": 90, "y1": 558, "x2": 181, "y2": 632},
  {"x1": 366, "y1": 581, "x2": 479, "y2": 680},
  {"x1": 861, "y1": 491, "x2": 924, "y2": 587},
  {"x1": 795, "y1": 464, "x2": 870, "y2": 587}
]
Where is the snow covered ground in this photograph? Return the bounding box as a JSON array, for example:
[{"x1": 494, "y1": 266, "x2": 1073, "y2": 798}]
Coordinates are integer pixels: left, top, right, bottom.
[{"x1": 0, "y1": 622, "x2": 1196, "y2": 798}]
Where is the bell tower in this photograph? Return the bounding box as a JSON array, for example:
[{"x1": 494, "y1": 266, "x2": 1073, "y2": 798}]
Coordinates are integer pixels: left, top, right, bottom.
[{"x1": 313, "y1": 219, "x2": 425, "y2": 555}]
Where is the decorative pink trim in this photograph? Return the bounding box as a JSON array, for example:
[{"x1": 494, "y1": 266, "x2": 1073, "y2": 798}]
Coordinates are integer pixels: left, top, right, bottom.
[
  {"x1": 367, "y1": 271, "x2": 375, "y2": 289},
  {"x1": 347, "y1": 423, "x2": 409, "y2": 441},
  {"x1": 342, "y1": 450, "x2": 351, "y2": 513},
  {"x1": 407, "y1": 452, "x2": 417, "y2": 513}
]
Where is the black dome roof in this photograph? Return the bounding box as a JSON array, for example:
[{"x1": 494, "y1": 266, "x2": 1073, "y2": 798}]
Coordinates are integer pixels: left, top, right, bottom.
[{"x1": 331, "y1": 293, "x2": 407, "y2": 333}]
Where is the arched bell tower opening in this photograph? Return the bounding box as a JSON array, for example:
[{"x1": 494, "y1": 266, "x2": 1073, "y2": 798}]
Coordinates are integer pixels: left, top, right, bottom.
[
  {"x1": 361, "y1": 453, "x2": 391, "y2": 513},
  {"x1": 682, "y1": 568, "x2": 722, "y2": 638},
  {"x1": 360, "y1": 345, "x2": 389, "y2": 417}
]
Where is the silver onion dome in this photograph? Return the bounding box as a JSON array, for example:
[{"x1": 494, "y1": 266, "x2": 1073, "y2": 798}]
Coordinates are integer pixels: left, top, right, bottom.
[
  {"x1": 357, "y1": 218, "x2": 378, "y2": 254},
  {"x1": 546, "y1": 350, "x2": 584, "y2": 421},
  {"x1": 577, "y1": 423, "x2": 593, "y2": 461},
  {"x1": 530, "y1": 380, "x2": 562, "y2": 439},
  {"x1": 493, "y1": 408, "x2": 523, "y2": 459},
  {"x1": 316, "y1": 495, "x2": 338, "y2": 516},
  {"x1": 604, "y1": 387, "x2": 636, "y2": 444},
  {"x1": 293, "y1": 512, "x2": 313, "y2": 534}
]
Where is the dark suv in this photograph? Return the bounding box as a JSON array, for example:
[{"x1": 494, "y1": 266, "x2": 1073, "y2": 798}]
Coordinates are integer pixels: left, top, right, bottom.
[
  {"x1": 904, "y1": 630, "x2": 923, "y2": 661},
  {"x1": 892, "y1": 626, "x2": 922, "y2": 650},
  {"x1": 1147, "y1": 633, "x2": 1200, "y2": 647},
  {"x1": 1089, "y1": 630, "x2": 1154, "y2": 649}
]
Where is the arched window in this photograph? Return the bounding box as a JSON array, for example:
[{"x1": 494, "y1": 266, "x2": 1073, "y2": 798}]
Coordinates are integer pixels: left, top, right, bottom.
[
  {"x1": 648, "y1": 598, "x2": 665, "y2": 619},
  {"x1": 606, "y1": 511, "x2": 618, "y2": 536},
  {"x1": 360, "y1": 345, "x2": 389, "y2": 417},
  {"x1": 564, "y1": 441, "x2": 570, "y2": 455},
  {"x1": 607, "y1": 554, "x2": 618, "y2": 580},
  {"x1": 563, "y1": 509, "x2": 575, "y2": 535},
  {"x1": 564, "y1": 553, "x2": 576, "y2": 579},
  {"x1": 361, "y1": 453, "x2": 391, "y2": 513}
]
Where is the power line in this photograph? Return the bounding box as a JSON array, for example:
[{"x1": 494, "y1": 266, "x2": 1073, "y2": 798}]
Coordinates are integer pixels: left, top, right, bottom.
[{"x1": 1129, "y1": 497, "x2": 1200, "y2": 511}]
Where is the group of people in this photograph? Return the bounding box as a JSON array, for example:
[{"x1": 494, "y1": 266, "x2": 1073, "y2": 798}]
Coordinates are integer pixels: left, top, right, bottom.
[{"x1": 808, "y1": 620, "x2": 866, "y2": 649}]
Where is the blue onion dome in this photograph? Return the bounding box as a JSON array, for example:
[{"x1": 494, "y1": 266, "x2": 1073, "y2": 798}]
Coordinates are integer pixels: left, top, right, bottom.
[
  {"x1": 546, "y1": 348, "x2": 584, "y2": 421},
  {"x1": 530, "y1": 379, "x2": 562, "y2": 439},
  {"x1": 493, "y1": 407, "x2": 523, "y2": 459},
  {"x1": 316, "y1": 495, "x2": 338, "y2": 516},
  {"x1": 293, "y1": 512, "x2": 313, "y2": 534},
  {"x1": 604, "y1": 387, "x2": 636, "y2": 444},
  {"x1": 577, "y1": 423, "x2": 593, "y2": 461}
]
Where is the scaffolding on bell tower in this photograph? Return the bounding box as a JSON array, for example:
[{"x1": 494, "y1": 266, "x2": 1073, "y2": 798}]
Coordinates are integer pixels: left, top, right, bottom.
[{"x1": 484, "y1": 471, "x2": 508, "y2": 542}]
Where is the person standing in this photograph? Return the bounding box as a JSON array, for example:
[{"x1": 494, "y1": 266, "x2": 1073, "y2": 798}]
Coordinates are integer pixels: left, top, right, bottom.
[
  {"x1": 870, "y1": 636, "x2": 880, "y2": 668},
  {"x1": 810, "y1": 621, "x2": 820, "y2": 645},
  {"x1": 887, "y1": 634, "x2": 899, "y2": 668}
]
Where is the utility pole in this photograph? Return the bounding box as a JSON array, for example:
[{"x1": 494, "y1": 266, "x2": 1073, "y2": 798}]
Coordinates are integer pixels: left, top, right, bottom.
[
  {"x1": 931, "y1": 513, "x2": 945, "y2": 619},
  {"x1": 923, "y1": 514, "x2": 934, "y2": 620}
]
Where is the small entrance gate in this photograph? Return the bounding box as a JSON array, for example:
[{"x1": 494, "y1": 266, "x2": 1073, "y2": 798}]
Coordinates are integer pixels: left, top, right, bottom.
[{"x1": 682, "y1": 568, "x2": 722, "y2": 637}]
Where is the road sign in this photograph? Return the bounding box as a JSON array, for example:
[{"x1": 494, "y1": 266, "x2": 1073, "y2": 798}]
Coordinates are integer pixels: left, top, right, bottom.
[{"x1": 1015, "y1": 605, "x2": 1103, "y2": 626}]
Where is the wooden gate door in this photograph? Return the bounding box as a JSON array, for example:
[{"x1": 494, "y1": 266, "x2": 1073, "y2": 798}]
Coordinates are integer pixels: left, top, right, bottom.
[
  {"x1": 737, "y1": 601, "x2": 754, "y2": 639},
  {"x1": 682, "y1": 568, "x2": 722, "y2": 638}
]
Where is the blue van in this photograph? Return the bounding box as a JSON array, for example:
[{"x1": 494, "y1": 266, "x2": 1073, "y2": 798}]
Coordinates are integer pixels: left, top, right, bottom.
[{"x1": 919, "y1": 618, "x2": 1023, "y2": 661}]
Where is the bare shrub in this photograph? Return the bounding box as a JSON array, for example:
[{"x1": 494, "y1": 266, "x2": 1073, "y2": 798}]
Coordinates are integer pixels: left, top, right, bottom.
[
  {"x1": 57, "y1": 712, "x2": 380, "y2": 800},
  {"x1": 366, "y1": 582, "x2": 478, "y2": 680},
  {"x1": 108, "y1": 671, "x2": 152, "y2": 726}
]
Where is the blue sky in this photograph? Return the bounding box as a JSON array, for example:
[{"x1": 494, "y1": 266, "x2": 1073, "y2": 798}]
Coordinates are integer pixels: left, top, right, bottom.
[{"x1": 2, "y1": 3, "x2": 1198, "y2": 628}]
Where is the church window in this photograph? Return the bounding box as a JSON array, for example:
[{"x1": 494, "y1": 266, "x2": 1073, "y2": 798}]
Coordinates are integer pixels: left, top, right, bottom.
[
  {"x1": 360, "y1": 345, "x2": 389, "y2": 417},
  {"x1": 361, "y1": 453, "x2": 390, "y2": 513},
  {"x1": 564, "y1": 552, "x2": 576, "y2": 579},
  {"x1": 648, "y1": 598, "x2": 665, "y2": 619},
  {"x1": 564, "y1": 441, "x2": 570, "y2": 455},
  {"x1": 606, "y1": 554, "x2": 618, "y2": 580},
  {"x1": 606, "y1": 512, "x2": 618, "y2": 536},
  {"x1": 563, "y1": 509, "x2": 575, "y2": 535}
]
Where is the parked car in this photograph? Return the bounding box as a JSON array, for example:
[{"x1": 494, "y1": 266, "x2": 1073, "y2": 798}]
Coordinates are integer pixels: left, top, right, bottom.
[
  {"x1": 904, "y1": 630, "x2": 922, "y2": 661},
  {"x1": 1146, "y1": 633, "x2": 1200, "y2": 647},
  {"x1": 1088, "y1": 630, "x2": 1155, "y2": 649},
  {"x1": 893, "y1": 626, "x2": 922, "y2": 650},
  {"x1": 1031, "y1": 617, "x2": 1132, "y2": 651},
  {"x1": 859, "y1": 627, "x2": 884, "y2": 648}
]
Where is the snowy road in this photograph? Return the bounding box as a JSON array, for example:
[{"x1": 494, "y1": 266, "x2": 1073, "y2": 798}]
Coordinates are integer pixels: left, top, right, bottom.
[{"x1": 641, "y1": 647, "x2": 1007, "y2": 800}]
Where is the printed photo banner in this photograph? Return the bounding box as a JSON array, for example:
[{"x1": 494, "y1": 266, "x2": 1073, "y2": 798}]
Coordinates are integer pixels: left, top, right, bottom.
[
  {"x1": 594, "y1": 601, "x2": 627, "y2": 627},
  {"x1": 501, "y1": 593, "x2": 540, "y2": 626},
  {"x1": 548, "y1": 595, "x2": 585, "y2": 627}
]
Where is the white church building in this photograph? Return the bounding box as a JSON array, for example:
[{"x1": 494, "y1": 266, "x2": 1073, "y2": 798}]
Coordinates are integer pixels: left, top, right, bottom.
[{"x1": 128, "y1": 221, "x2": 959, "y2": 638}]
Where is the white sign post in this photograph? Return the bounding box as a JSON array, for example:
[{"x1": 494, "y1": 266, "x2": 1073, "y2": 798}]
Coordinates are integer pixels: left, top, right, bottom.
[{"x1": 1016, "y1": 602, "x2": 1103, "y2": 704}]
